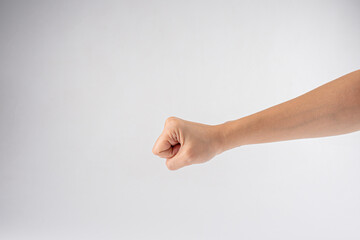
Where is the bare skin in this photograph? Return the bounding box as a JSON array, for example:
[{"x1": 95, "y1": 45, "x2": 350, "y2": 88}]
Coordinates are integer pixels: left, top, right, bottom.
[{"x1": 152, "y1": 69, "x2": 360, "y2": 170}]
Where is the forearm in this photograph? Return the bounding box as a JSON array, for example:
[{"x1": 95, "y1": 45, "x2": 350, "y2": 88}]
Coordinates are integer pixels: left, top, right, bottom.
[{"x1": 217, "y1": 70, "x2": 360, "y2": 153}]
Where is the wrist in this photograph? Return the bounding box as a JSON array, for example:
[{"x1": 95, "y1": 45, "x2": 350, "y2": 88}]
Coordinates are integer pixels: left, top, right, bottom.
[
  {"x1": 214, "y1": 118, "x2": 249, "y2": 154},
  {"x1": 212, "y1": 121, "x2": 234, "y2": 155}
]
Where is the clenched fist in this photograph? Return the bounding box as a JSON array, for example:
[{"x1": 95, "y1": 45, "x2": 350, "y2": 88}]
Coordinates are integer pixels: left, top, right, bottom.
[{"x1": 152, "y1": 117, "x2": 224, "y2": 170}]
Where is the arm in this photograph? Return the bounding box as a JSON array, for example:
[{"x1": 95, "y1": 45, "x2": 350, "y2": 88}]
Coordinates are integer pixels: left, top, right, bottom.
[
  {"x1": 152, "y1": 70, "x2": 360, "y2": 170},
  {"x1": 218, "y1": 69, "x2": 360, "y2": 152}
]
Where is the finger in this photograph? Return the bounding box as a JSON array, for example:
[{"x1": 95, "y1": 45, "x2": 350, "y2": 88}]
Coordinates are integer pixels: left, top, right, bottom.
[
  {"x1": 152, "y1": 134, "x2": 170, "y2": 156},
  {"x1": 152, "y1": 132, "x2": 178, "y2": 158},
  {"x1": 165, "y1": 149, "x2": 189, "y2": 170},
  {"x1": 171, "y1": 143, "x2": 181, "y2": 156},
  {"x1": 157, "y1": 143, "x2": 180, "y2": 159}
]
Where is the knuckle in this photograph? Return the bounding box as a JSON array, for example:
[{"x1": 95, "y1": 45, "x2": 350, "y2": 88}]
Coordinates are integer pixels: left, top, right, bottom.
[{"x1": 165, "y1": 116, "x2": 179, "y2": 127}]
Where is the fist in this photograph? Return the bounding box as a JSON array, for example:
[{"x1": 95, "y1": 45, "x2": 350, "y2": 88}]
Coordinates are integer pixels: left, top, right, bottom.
[{"x1": 152, "y1": 117, "x2": 223, "y2": 170}]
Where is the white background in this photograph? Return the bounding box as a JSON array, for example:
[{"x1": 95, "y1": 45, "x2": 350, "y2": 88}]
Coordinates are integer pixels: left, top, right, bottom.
[{"x1": 1, "y1": 0, "x2": 360, "y2": 239}]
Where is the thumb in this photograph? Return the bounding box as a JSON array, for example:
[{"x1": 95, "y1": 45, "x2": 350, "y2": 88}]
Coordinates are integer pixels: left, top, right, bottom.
[
  {"x1": 165, "y1": 147, "x2": 190, "y2": 170},
  {"x1": 152, "y1": 131, "x2": 180, "y2": 159}
]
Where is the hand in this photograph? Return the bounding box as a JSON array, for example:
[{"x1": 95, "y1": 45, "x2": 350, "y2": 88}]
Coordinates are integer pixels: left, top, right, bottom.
[{"x1": 152, "y1": 117, "x2": 223, "y2": 170}]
